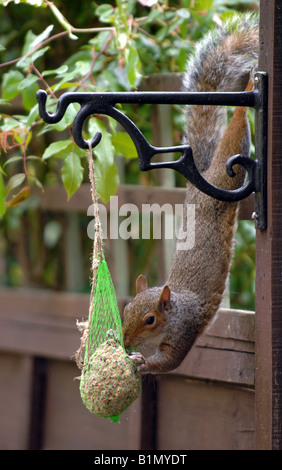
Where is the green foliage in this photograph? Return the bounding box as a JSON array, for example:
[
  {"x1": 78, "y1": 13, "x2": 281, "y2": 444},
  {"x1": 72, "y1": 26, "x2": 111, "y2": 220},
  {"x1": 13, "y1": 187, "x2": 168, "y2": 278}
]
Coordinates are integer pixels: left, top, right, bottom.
[{"x1": 0, "y1": 0, "x2": 259, "y2": 210}]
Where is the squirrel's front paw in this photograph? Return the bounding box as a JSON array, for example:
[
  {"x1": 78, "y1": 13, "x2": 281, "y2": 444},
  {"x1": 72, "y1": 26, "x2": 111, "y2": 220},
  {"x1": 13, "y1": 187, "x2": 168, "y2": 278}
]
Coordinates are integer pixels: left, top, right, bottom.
[{"x1": 128, "y1": 352, "x2": 145, "y2": 371}]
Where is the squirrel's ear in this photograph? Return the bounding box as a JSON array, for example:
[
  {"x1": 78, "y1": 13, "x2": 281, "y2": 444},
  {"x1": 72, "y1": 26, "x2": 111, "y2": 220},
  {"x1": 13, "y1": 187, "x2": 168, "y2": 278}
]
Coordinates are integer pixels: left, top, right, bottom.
[
  {"x1": 136, "y1": 274, "x2": 148, "y2": 293},
  {"x1": 159, "y1": 285, "x2": 171, "y2": 310}
]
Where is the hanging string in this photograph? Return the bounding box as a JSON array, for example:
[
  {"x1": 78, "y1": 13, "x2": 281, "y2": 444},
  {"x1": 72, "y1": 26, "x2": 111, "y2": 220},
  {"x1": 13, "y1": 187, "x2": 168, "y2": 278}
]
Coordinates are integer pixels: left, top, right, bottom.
[
  {"x1": 87, "y1": 139, "x2": 104, "y2": 308},
  {"x1": 75, "y1": 140, "x2": 104, "y2": 368}
]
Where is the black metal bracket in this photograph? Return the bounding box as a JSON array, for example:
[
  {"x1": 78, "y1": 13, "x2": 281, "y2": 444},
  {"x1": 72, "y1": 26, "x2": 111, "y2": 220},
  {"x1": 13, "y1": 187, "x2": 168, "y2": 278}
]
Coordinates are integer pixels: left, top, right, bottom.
[{"x1": 36, "y1": 71, "x2": 267, "y2": 229}]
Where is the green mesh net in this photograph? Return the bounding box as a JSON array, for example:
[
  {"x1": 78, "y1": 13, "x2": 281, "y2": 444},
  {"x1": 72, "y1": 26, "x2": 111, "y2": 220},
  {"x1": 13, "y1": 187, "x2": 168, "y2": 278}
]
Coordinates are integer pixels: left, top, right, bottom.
[{"x1": 75, "y1": 144, "x2": 141, "y2": 423}]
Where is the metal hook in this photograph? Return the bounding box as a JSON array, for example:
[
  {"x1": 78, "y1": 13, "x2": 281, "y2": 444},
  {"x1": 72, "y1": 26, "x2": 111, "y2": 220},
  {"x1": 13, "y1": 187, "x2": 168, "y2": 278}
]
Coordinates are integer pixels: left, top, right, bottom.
[{"x1": 36, "y1": 71, "x2": 267, "y2": 227}]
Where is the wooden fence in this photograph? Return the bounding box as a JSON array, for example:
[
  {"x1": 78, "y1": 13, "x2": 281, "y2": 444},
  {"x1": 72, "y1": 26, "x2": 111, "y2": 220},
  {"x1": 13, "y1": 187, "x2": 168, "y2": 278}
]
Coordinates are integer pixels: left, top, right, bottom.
[
  {"x1": 0, "y1": 182, "x2": 255, "y2": 450},
  {"x1": 0, "y1": 0, "x2": 282, "y2": 450}
]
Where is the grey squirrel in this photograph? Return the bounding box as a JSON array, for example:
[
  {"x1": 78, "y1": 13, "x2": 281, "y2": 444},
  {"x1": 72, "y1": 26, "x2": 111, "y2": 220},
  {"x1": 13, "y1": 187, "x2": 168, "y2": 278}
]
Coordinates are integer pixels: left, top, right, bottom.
[{"x1": 122, "y1": 13, "x2": 259, "y2": 374}]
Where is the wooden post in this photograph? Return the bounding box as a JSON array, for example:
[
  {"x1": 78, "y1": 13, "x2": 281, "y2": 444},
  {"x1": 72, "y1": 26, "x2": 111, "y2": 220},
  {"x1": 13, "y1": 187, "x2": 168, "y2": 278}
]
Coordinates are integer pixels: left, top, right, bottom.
[{"x1": 255, "y1": 0, "x2": 282, "y2": 450}]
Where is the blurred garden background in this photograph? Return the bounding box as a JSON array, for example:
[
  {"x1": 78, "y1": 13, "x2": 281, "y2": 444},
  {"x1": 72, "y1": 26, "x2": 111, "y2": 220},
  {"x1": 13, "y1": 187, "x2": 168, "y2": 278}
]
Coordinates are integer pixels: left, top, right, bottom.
[
  {"x1": 0, "y1": 0, "x2": 260, "y2": 451},
  {"x1": 0, "y1": 0, "x2": 257, "y2": 311}
]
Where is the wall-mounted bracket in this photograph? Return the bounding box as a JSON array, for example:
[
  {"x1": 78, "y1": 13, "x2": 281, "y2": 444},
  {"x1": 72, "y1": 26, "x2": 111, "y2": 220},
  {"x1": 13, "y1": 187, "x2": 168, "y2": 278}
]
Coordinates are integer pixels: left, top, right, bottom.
[{"x1": 36, "y1": 71, "x2": 267, "y2": 229}]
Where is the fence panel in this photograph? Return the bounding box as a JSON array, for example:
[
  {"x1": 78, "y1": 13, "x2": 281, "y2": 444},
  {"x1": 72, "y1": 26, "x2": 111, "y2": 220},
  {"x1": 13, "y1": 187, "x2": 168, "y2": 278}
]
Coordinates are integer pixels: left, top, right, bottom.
[{"x1": 0, "y1": 69, "x2": 256, "y2": 449}]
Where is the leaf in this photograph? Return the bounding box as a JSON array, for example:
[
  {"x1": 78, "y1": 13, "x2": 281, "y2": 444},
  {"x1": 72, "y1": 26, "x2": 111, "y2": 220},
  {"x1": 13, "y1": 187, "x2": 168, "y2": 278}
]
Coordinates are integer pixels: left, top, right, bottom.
[
  {"x1": 0, "y1": 172, "x2": 6, "y2": 217},
  {"x1": 176, "y1": 8, "x2": 191, "y2": 20},
  {"x1": 6, "y1": 185, "x2": 30, "y2": 208},
  {"x1": 0, "y1": 165, "x2": 6, "y2": 176},
  {"x1": 127, "y1": 44, "x2": 141, "y2": 88},
  {"x1": 17, "y1": 46, "x2": 50, "y2": 70},
  {"x1": 94, "y1": 160, "x2": 119, "y2": 203},
  {"x1": 3, "y1": 155, "x2": 45, "y2": 169},
  {"x1": 14, "y1": 129, "x2": 32, "y2": 146},
  {"x1": 194, "y1": 0, "x2": 214, "y2": 11},
  {"x1": 117, "y1": 32, "x2": 128, "y2": 50},
  {"x1": 27, "y1": 155, "x2": 46, "y2": 164},
  {"x1": 6, "y1": 173, "x2": 26, "y2": 196},
  {"x1": 22, "y1": 25, "x2": 53, "y2": 56},
  {"x1": 95, "y1": 4, "x2": 115, "y2": 23},
  {"x1": 51, "y1": 66, "x2": 84, "y2": 92},
  {"x1": 48, "y1": 3, "x2": 78, "y2": 40},
  {"x1": 42, "y1": 65, "x2": 68, "y2": 77},
  {"x1": 51, "y1": 103, "x2": 78, "y2": 131},
  {"x1": 61, "y1": 152, "x2": 84, "y2": 200},
  {"x1": 18, "y1": 74, "x2": 38, "y2": 90},
  {"x1": 22, "y1": 81, "x2": 39, "y2": 111},
  {"x1": 1, "y1": 70, "x2": 24, "y2": 100},
  {"x1": 42, "y1": 139, "x2": 73, "y2": 160},
  {"x1": 3, "y1": 156, "x2": 23, "y2": 168},
  {"x1": 46, "y1": 3, "x2": 67, "y2": 28},
  {"x1": 88, "y1": 118, "x2": 115, "y2": 167},
  {"x1": 27, "y1": 103, "x2": 40, "y2": 127},
  {"x1": 0, "y1": 116, "x2": 23, "y2": 132},
  {"x1": 112, "y1": 132, "x2": 137, "y2": 159},
  {"x1": 87, "y1": 118, "x2": 119, "y2": 202}
]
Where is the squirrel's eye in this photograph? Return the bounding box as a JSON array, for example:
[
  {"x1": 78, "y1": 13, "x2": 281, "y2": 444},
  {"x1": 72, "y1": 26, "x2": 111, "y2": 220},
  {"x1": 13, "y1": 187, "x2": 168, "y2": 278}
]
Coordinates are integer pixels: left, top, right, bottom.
[{"x1": 145, "y1": 315, "x2": 155, "y2": 326}]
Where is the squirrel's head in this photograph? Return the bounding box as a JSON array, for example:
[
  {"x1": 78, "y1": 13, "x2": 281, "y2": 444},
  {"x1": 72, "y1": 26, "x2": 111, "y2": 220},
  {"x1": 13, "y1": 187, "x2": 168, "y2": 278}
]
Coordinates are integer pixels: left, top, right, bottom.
[{"x1": 122, "y1": 274, "x2": 171, "y2": 348}]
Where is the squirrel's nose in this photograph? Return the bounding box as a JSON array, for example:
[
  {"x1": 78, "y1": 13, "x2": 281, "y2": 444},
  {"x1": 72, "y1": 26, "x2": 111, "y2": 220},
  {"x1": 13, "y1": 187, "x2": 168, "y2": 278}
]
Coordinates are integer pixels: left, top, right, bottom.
[{"x1": 123, "y1": 331, "x2": 139, "y2": 348}]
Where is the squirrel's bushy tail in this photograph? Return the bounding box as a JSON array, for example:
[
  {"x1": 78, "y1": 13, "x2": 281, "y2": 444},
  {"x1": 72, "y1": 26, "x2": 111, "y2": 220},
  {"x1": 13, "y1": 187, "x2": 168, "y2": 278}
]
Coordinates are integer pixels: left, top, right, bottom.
[{"x1": 183, "y1": 13, "x2": 259, "y2": 172}]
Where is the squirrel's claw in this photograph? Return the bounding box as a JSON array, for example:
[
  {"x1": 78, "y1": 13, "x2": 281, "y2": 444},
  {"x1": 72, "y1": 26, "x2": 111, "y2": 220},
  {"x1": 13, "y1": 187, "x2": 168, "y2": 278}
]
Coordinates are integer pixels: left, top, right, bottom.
[
  {"x1": 128, "y1": 351, "x2": 145, "y2": 371},
  {"x1": 137, "y1": 363, "x2": 146, "y2": 372}
]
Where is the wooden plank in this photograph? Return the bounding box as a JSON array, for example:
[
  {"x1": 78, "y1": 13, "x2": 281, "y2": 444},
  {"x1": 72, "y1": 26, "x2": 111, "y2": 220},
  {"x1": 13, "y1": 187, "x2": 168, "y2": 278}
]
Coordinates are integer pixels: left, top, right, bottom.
[
  {"x1": 0, "y1": 288, "x2": 254, "y2": 386},
  {"x1": 157, "y1": 375, "x2": 255, "y2": 450},
  {"x1": 172, "y1": 309, "x2": 255, "y2": 386},
  {"x1": 0, "y1": 287, "x2": 127, "y2": 360},
  {"x1": 200, "y1": 308, "x2": 255, "y2": 344},
  {"x1": 35, "y1": 184, "x2": 91, "y2": 212},
  {"x1": 173, "y1": 347, "x2": 254, "y2": 387},
  {"x1": 140, "y1": 72, "x2": 183, "y2": 92},
  {"x1": 0, "y1": 288, "x2": 255, "y2": 449},
  {"x1": 28, "y1": 357, "x2": 48, "y2": 450},
  {"x1": 35, "y1": 184, "x2": 254, "y2": 220},
  {"x1": 0, "y1": 288, "x2": 86, "y2": 360},
  {"x1": 255, "y1": 0, "x2": 282, "y2": 450},
  {"x1": 36, "y1": 184, "x2": 185, "y2": 212},
  {"x1": 43, "y1": 359, "x2": 142, "y2": 450},
  {"x1": 140, "y1": 375, "x2": 158, "y2": 450}
]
